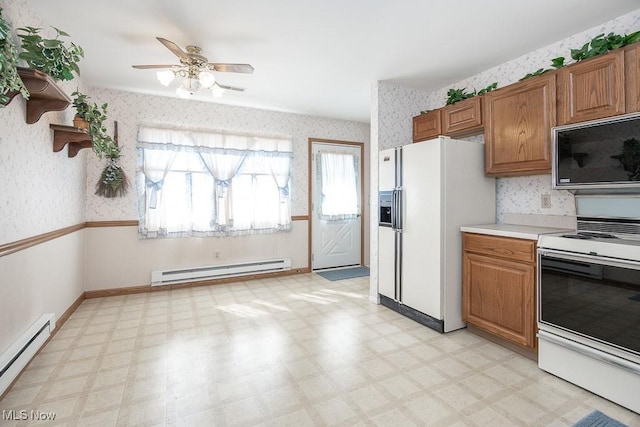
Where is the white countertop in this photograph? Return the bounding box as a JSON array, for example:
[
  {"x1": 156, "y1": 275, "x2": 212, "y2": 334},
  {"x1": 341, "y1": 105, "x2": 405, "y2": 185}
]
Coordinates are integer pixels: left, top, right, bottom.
[{"x1": 460, "y1": 223, "x2": 572, "y2": 240}]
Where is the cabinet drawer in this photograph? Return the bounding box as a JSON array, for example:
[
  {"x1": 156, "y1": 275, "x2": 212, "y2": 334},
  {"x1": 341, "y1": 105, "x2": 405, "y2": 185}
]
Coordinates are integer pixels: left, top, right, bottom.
[{"x1": 463, "y1": 232, "x2": 535, "y2": 263}]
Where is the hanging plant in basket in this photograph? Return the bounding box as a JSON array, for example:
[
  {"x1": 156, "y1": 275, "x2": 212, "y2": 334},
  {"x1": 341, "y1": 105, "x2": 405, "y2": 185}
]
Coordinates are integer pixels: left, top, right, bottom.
[
  {"x1": 96, "y1": 153, "x2": 129, "y2": 198},
  {"x1": 94, "y1": 122, "x2": 129, "y2": 198},
  {"x1": 72, "y1": 91, "x2": 129, "y2": 198}
]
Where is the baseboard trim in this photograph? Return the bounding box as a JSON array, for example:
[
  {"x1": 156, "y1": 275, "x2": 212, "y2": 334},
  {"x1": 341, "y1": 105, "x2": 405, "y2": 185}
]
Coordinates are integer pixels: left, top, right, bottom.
[
  {"x1": 85, "y1": 267, "x2": 311, "y2": 299},
  {"x1": 53, "y1": 292, "x2": 86, "y2": 333}
]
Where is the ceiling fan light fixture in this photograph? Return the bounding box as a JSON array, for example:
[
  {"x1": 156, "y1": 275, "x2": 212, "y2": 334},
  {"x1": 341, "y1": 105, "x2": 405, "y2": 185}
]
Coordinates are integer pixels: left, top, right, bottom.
[
  {"x1": 181, "y1": 76, "x2": 202, "y2": 93},
  {"x1": 212, "y1": 84, "x2": 225, "y2": 98},
  {"x1": 176, "y1": 86, "x2": 192, "y2": 99},
  {"x1": 156, "y1": 70, "x2": 175, "y2": 86},
  {"x1": 198, "y1": 71, "x2": 216, "y2": 89}
]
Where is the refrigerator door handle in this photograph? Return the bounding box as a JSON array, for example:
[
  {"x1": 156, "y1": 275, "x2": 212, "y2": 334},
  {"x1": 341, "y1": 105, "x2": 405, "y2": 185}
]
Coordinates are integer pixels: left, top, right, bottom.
[
  {"x1": 395, "y1": 189, "x2": 403, "y2": 232},
  {"x1": 391, "y1": 189, "x2": 397, "y2": 230}
]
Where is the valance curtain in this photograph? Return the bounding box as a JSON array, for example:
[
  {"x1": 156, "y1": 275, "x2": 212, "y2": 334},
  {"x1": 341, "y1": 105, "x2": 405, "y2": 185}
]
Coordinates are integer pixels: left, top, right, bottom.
[
  {"x1": 137, "y1": 126, "x2": 293, "y2": 238},
  {"x1": 316, "y1": 151, "x2": 360, "y2": 220}
]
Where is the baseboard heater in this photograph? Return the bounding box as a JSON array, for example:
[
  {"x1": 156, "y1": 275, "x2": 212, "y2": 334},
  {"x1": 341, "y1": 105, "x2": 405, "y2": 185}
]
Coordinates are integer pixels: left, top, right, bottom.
[
  {"x1": 151, "y1": 258, "x2": 292, "y2": 286},
  {"x1": 0, "y1": 313, "x2": 55, "y2": 396}
]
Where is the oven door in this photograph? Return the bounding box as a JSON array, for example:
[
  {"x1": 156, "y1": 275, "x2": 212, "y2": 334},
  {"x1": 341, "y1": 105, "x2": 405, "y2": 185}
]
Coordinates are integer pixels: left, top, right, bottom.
[{"x1": 538, "y1": 249, "x2": 640, "y2": 360}]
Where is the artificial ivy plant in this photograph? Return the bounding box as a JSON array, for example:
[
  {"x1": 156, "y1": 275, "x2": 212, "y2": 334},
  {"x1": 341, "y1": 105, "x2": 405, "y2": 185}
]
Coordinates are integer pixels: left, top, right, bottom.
[
  {"x1": 0, "y1": 7, "x2": 28, "y2": 105},
  {"x1": 72, "y1": 91, "x2": 129, "y2": 198},
  {"x1": 444, "y1": 82, "x2": 498, "y2": 105},
  {"x1": 521, "y1": 30, "x2": 640, "y2": 81},
  {"x1": 17, "y1": 26, "x2": 83, "y2": 81}
]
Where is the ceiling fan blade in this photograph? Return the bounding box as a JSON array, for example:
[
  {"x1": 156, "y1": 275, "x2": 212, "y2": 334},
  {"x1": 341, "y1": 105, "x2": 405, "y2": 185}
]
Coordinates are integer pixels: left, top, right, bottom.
[
  {"x1": 210, "y1": 63, "x2": 254, "y2": 74},
  {"x1": 216, "y1": 83, "x2": 245, "y2": 92},
  {"x1": 132, "y1": 64, "x2": 182, "y2": 69},
  {"x1": 156, "y1": 37, "x2": 190, "y2": 60}
]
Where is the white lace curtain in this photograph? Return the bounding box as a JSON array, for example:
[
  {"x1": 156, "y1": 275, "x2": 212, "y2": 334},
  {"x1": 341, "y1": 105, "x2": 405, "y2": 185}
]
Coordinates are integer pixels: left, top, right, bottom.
[
  {"x1": 316, "y1": 151, "x2": 360, "y2": 220},
  {"x1": 137, "y1": 126, "x2": 293, "y2": 238}
]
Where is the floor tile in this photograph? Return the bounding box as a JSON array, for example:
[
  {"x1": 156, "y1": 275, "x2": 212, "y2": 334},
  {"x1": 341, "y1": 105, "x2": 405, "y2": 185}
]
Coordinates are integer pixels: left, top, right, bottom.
[{"x1": 0, "y1": 274, "x2": 638, "y2": 427}]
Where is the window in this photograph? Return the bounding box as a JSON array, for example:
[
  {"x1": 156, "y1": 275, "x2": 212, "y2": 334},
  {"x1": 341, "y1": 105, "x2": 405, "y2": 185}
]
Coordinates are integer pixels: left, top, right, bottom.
[
  {"x1": 137, "y1": 126, "x2": 292, "y2": 238},
  {"x1": 316, "y1": 150, "x2": 360, "y2": 219}
]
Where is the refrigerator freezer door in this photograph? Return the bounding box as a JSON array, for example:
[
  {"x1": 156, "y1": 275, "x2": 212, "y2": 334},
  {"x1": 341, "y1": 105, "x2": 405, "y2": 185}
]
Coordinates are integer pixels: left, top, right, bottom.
[
  {"x1": 400, "y1": 139, "x2": 443, "y2": 319},
  {"x1": 379, "y1": 148, "x2": 396, "y2": 191},
  {"x1": 378, "y1": 226, "x2": 396, "y2": 300}
]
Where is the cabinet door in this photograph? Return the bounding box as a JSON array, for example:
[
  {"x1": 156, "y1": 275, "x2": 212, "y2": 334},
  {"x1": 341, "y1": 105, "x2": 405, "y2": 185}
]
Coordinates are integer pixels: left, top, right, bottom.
[
  {"x1": 560, "y1": 49, "x2": 625, "y2": 124},
  {"x1": 462, "y1": 252, "x2": 535, "y2": 349},
  {"x1": 413, "y1": 110, "x2": 441, "y2": 142},
  {"x1": 484, "y1": 74, "x2": 555, "y2": 176},
  {"x1": 624, "y1": 42, "x2": 640, "y2": 114},
  {"x1": 442, "y1": 97, "x2": 483, "y2": 137}
]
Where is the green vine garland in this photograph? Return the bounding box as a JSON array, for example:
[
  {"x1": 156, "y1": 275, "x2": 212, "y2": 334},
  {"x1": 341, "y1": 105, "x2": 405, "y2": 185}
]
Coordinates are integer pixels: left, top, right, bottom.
[{"x1": 520, "y1": 30, "x2": 640, "y2": 81}]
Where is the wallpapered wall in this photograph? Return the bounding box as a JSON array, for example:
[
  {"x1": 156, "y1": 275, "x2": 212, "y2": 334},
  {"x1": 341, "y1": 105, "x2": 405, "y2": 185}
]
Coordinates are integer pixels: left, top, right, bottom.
[
  {"x1": 84, "y1": 88, "x2": 370, "y2": 221},
  {"x1": 0, "y1": 0, "x2": 88, "y2": 245},
  {"x1": 0, "y1": 0, "x2": 86, "y2": 358}
]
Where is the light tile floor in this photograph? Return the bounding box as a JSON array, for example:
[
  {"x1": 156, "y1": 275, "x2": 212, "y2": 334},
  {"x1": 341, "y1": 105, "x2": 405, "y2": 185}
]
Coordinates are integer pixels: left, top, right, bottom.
[{"x1": 1, "y1": 274, "x2": 639, "y2": 426}]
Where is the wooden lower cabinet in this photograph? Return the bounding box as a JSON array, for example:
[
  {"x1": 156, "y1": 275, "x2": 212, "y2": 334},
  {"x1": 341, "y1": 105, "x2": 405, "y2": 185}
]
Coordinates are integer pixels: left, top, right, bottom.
[{"x1": 462, "y1": 233, "x2": 537, "y2": 351}]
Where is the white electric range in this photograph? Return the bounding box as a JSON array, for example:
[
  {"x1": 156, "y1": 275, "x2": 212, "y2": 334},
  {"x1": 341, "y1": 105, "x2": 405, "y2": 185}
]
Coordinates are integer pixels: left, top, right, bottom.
[{"x1": 536, "y1": 196, "x2": 640, "y2": 413}]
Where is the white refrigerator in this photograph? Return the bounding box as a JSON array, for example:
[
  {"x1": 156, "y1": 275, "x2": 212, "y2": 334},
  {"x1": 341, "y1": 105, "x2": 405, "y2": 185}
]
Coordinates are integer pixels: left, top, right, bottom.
[{"x1": 378, "y1": 136, "x2": 495, "y2": 332}]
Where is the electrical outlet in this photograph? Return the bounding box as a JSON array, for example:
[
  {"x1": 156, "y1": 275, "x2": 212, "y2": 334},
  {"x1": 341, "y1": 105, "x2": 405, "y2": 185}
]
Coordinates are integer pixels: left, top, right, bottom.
[{"x1": 541, "y1": 194, "x2": 551, "y2": 209}]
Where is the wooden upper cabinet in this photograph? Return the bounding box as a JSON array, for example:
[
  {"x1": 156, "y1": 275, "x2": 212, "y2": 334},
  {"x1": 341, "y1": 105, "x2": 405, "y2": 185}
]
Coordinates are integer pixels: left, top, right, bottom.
[
  {"x1": 559, "y1": 49, "x2": 625, "y2": 125},
  {"x1": 413, "y1": 110, "x2": 441, "y2": 142},
  {"x1": 624, "y1": 42, "x2": 640, "y2": 114},
  {"x1": 441, "y1": 96, "x2": 483, "y2": 137},
  {"x1": 484, "y1": 73, "x2": 556, "y2": 177},
  {"x1": 413, "y1": 98, "x2": 484, "y2": 143}
]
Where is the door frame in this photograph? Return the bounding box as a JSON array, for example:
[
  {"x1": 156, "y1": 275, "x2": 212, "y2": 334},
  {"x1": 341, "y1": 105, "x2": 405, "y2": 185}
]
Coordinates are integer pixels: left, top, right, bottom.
[{"x1": 308, "y1": 138, "x2": 365, "y2": 270}]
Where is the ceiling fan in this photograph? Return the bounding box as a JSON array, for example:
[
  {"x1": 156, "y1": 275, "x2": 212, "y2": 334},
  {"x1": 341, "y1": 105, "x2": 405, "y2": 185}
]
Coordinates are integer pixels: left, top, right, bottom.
[{"x1": 132, "y1": 37, "x2": 254, "y2": 98}]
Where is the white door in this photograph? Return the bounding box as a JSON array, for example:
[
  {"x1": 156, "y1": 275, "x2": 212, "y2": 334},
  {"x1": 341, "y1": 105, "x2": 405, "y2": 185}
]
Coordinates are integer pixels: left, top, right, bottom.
[{"x1": 311, "y1": 142, "x2": 362, "y2": 270}]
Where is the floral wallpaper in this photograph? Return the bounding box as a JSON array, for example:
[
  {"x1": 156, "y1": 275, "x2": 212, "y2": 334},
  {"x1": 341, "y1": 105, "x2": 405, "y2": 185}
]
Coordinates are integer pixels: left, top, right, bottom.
[
  {"x1": 0, "y1": 0, "x2": 87, "y2": 245},
  {"x1": 84, "y1": 88, "x2": 370, "y2": 221}
]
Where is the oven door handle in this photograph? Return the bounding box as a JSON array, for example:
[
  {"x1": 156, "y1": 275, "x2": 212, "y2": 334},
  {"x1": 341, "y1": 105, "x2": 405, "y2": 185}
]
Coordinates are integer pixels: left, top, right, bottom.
[
  {"x1": 538, "y1": 330, "x2": 640, "y2": 375},
  {"x1": 538, "y1": 248, "x2": 640, "y2": 271}
]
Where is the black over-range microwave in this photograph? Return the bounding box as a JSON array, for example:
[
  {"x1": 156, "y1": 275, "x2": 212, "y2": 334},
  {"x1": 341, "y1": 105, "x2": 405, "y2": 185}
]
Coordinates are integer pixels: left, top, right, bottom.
[{"x1": 553, "y1": 112, "x2": 640, "y2": 190}]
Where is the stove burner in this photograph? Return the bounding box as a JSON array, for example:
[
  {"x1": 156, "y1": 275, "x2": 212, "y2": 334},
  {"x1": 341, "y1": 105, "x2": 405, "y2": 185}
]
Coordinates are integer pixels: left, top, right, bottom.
[
  {"x1": 560, "y1": 232, "x2": 620, "y2": 240},
  {"x1": 578, "y1": 232, "x2": 619, "y2": 239}
]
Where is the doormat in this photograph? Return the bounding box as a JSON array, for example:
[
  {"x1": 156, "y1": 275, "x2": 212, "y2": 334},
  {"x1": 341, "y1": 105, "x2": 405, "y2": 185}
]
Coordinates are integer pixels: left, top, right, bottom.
[
  {"x1": 573, "y1": 410, "x2": 627, "y2": 427},
  {"x1": 316, "y1": 266, "x2": 369, "y2": 281}
]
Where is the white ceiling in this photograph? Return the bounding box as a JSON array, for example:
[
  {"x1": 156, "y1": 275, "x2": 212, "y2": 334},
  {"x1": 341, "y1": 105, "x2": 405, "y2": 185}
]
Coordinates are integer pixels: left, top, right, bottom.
[{"x1": 25, "y1": 1, "x2": 640, "y2": 123}]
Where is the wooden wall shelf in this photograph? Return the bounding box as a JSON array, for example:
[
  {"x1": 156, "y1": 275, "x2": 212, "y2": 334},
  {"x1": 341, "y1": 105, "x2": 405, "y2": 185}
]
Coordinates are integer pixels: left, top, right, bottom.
[
  {"x1": 50, "y1": 124, "x2": 92, "y2": 157},
  {"x1": 17, "y1": 67, "x2": 71, "y2": 124}
]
